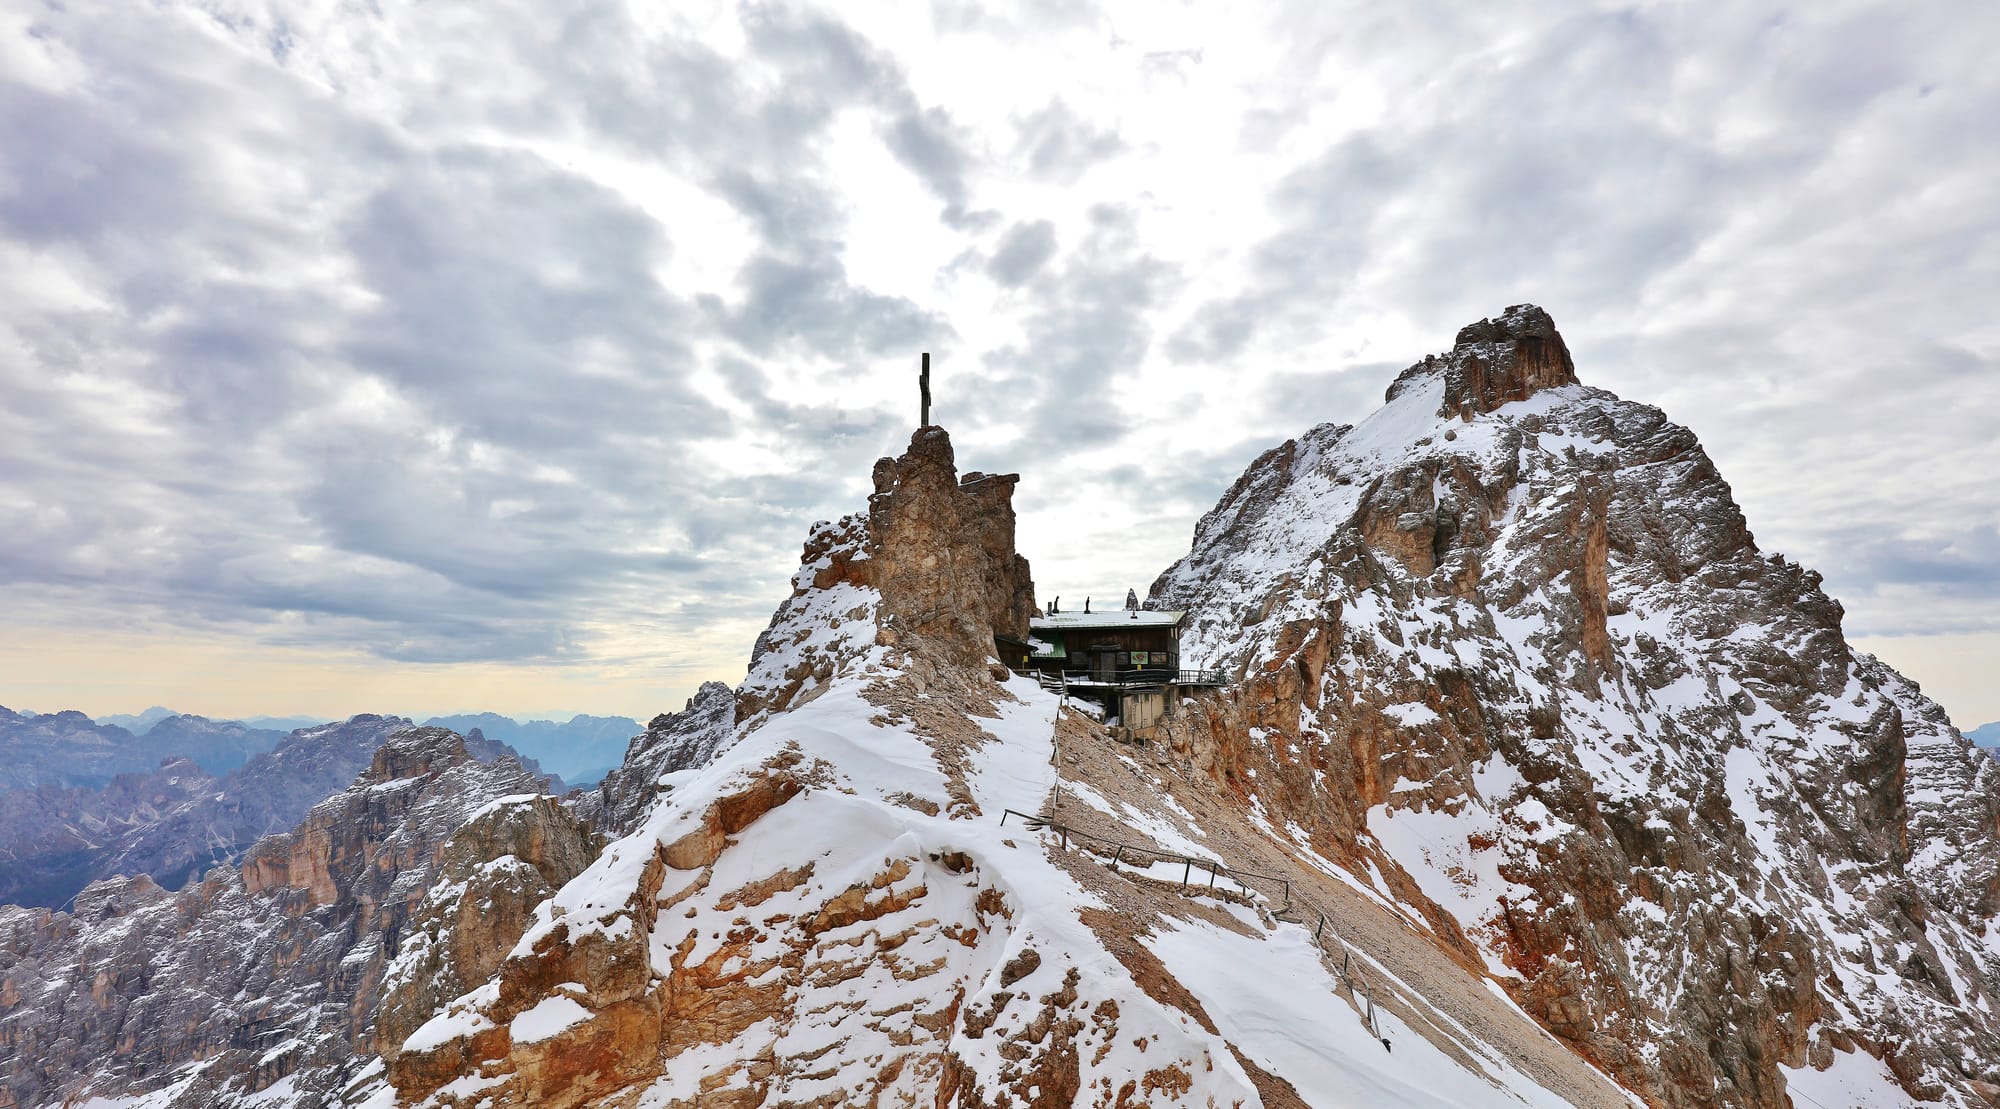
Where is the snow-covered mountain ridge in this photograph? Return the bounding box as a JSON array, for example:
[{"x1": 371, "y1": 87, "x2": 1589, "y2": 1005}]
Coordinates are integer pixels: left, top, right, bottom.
[
  {"x1": 368, "y1": 421, "x2": 1627, "y2": 1108},
  {"x1": 1151, "y1": 304, "x2": 2000, "y2": 1107},
  {"x1": 12, "y1": 305, "x2": 1996, "y2": 1109}
]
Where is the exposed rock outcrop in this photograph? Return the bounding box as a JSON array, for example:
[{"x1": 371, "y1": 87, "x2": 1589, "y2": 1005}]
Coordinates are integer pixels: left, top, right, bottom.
[
  {"x1": 1385, "y1": 303, "x2": 1579, "y2": 419},
  {"x1": 576, "y1": 681, "x2": 737, "y2": 837},
  {"x1": 737, "y1": 426, "x2": 1035, "y2": 724},
  {"x1": 0, "y1": 728, "x2": 558, "y2": 1109},
  {"x1": 868, "y1": 429, "x2": 1036, "y2": 668},
  {"x1": 374, "y1": 795, "x2": 601, "y2": 1070},
  {"x1": 1153, "y1": 306, "x2": 2000, "y2": 1108}
]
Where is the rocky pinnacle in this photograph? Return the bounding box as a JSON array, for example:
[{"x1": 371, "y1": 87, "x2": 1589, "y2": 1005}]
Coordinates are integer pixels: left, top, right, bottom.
[{"x1": 1386, "y1": 303, "x2": 1581, "y2": 418}]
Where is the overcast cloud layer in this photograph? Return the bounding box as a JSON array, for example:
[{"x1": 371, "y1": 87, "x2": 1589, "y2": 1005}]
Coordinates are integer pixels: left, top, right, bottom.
[{"x1": 2, "y1": 0, "x2": 1997, "y2": 722}]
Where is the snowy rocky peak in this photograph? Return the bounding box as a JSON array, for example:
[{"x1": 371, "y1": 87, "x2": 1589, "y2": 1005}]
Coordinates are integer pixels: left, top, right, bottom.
[
  {"x1": 867, "y1": 425, "x2": 1035, "y2": 669},
  {"x1": 1150, "y1": 306, "x2": 2000, "y2": 1107},
  {"x1": 373, "y1": 793, "x2": 601, "y2": 1073},
  {"x1": 1386, "y1": 302, "x2": 1580, "y2": 419},
  {"x1": 364, "y1": 726, "x2": 471, "y2": 782},
  {"x1": 371, "y1": 405, "x2": 1645, "y2": 1109},
  {"x1": 739, "y1": 425, "x2": 1034, "y2": 723}
]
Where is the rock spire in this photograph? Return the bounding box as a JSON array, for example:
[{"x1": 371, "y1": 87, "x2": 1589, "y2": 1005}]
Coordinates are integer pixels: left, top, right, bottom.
[
  {"x1": 739, "y1": 425, "x2": 1035, "y2": 722},
  {"x1": 1386, "y1": 303, "x2": 1580, "y2": 418}
]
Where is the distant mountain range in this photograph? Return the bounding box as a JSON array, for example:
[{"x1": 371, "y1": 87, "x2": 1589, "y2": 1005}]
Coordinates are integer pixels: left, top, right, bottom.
[
  {"x1": 9, "y1": 705, "x2": 642, "y2": 787},
  {"x1": 0, "y1": 713, "x2": 561, "y2": 908},
  {"x1": 1971, "y1": 720, "x2": 2000, "y2": 759},
  {"x1": 419, "y1": 712, "x2": 641, "y2": 783},
  {"x1": 0, "y1": 707, "x2": 290, "y2": 788},
  {"x1": 93, "y1": 705, "x2": 177, "y2": 732}
]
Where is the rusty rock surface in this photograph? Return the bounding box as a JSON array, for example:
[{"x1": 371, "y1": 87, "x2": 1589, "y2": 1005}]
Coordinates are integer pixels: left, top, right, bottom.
[{"x1": 1152, "y1": 305, "x2": 2000, "y2": 1108}]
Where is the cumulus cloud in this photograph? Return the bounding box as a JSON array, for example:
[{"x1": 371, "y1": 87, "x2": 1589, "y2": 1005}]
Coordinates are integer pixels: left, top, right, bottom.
[
  {"x1": 1, "y1": 0, "x2": 1996, "y2": 718},
  {"x1": 985, "y1": 220, "x2": 1059, "y2": 287}
]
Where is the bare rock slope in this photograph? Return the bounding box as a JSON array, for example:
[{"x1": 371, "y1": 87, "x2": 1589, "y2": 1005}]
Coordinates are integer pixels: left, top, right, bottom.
[
  {"x1": 0, "y1": 728, "x2": 569, "y2": 1109},
  {"x1": 371, "y1": 426, "x2": 1627, "y2": 1109},
  {"x1": 1150, "y1": 304, "x2": 2000, "y2": 1107},
  {"x1": 0, "y1": 716, "x2": 559, "y2": 909}
]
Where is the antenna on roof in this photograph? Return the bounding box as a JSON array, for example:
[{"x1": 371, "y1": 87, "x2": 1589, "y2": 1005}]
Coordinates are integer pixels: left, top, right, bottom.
[{"x1": 920, "y1": 352, "x2": 932, "y2": 427}]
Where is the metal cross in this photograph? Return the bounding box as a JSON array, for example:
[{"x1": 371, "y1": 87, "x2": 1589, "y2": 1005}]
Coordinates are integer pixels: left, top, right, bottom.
[{"x1": 920, "y1": 352, "x2": 932, "y2": 427}]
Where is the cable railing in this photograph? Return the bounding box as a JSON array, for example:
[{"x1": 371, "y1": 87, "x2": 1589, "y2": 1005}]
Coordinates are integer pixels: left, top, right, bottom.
[
  {"x1": 1309, "y1": 909, "x2": 1393, "y2": 1050},
  {"x1": 1000, "y1": 807, "x2": 1288, "y2": 908},
  {"x1": 998, "y1": 804, "x2": 1392, "y2": 1053}
]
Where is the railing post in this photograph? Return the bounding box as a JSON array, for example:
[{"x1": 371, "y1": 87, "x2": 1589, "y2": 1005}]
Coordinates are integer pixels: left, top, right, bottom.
[
  {"x1": 1110, "y1": 845, "x2": 1124, "y2": 870},
  {"x1": 1182, "y1": 859, "x2": 1192, "y2": 886},
  {"x1": 1207, "y1": 860, "x2": 1219, "y2": 888}
]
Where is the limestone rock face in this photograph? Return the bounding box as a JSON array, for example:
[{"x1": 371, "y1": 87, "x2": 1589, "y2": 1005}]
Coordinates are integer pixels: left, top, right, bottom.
[
  {"x1": 0, "y1": 727, "x2": 557, "y2": 1109},
  {"x1": 1385, "y1": 303, "x2": 1579, "y2": 419},
  {"x1": 374, "y1": 795, "x2": 601, "y2": 1071},
  {"x1": 372, "y1": 418, "x2": 1630, "y2": 1109},
  {"x1": 1152, "y1": 306, "x2": 2000, "y2": 1108},
  {"x1": 576, "y1": 681, "x2": 738, "y2": 837},
  {"x1": 737, "y1": 426, "x2": 1035, "y2": 724},
  {"x1": 867, "y1": 428, "x2": 1036, "y2": 667}
]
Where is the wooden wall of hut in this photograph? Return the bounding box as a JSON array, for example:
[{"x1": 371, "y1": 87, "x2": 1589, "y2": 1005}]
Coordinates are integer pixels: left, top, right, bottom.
[
  {"x1": 1054, "y1": 626, "x2": 1179, "y2": 656},
  {"x1": 994, "y1": 636, "x2": 1032, "y2": 670}
]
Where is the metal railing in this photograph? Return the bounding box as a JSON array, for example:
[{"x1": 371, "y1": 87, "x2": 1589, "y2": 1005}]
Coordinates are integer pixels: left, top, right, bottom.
[
  {"x1": 999, "y1": 804, "x2": 1390, "y2": 1053},
  {"x1": 1000, "y1": 807, "x2": 1288, "y2": 909},
  {"x1": 1019, "y1": 667, "x2": 1228, "y2": 689},
  {"x1": 1310, "y1": 910, "x2": 1393, "y2": 1051}
]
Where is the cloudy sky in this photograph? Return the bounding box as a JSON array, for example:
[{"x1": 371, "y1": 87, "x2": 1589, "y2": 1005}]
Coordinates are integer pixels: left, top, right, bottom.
[{"x1": 3, "y1": 0, "x2": 1997, "y2": 728}]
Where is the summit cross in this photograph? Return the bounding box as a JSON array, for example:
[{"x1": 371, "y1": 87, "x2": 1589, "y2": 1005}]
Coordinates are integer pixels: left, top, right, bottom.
[{"x1": 920, "y1": 352, "x2": 932, "y2": 427}]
